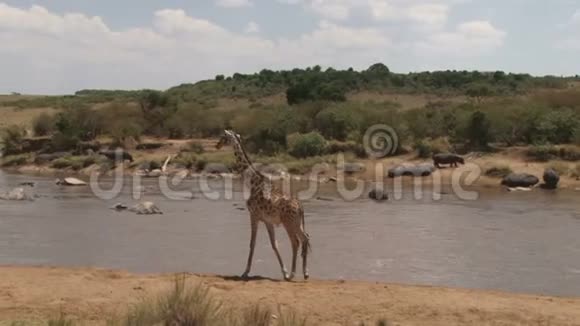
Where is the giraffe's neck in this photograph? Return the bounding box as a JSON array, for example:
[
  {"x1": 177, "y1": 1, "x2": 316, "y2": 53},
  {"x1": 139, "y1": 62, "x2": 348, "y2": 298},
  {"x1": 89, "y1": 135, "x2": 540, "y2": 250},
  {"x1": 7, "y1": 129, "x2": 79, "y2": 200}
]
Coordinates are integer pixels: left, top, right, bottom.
[{"x1": 232, "y1": 142, "x2": 268, "y2": 195}]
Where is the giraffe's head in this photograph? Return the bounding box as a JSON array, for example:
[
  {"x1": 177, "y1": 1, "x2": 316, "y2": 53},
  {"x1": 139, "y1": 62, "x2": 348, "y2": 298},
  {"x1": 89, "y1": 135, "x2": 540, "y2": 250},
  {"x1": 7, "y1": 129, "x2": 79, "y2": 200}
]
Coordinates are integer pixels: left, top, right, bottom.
[{"x1": 215, "y1": 129, "x2": 240, "y2": 150}]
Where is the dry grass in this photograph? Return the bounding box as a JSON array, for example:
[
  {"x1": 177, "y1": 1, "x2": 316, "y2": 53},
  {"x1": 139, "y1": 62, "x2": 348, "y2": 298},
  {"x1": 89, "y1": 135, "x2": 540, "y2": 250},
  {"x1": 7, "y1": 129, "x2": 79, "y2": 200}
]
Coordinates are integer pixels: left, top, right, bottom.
[{"x1": 0, "y1": 107, "x2": 58, "y2": 131}]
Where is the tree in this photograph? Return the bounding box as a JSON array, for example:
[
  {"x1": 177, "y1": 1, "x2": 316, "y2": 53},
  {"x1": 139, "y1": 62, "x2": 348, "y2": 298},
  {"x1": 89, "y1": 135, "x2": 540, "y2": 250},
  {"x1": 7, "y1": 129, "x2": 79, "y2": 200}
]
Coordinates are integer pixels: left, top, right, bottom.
[
  {"x1": 287, "y1": 132, "x2": 327, "y2": 158},
  {"x1": 466, "y1": 110, "x2": 491, "y2": 150},
  {"x1": 466, "y1": 83, "x2": 494, "y2": 103}
]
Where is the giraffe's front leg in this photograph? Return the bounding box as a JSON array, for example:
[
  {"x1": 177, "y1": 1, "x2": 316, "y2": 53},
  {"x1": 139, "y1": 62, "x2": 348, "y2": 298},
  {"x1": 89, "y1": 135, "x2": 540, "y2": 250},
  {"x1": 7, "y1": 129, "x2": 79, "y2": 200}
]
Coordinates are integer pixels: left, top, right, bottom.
[
  {"x1": 242, "y1": 219, "x2": 258, "y2": 279},
  {"x1": 266, "y1": 224, "x2": 290, "y2": 281}
]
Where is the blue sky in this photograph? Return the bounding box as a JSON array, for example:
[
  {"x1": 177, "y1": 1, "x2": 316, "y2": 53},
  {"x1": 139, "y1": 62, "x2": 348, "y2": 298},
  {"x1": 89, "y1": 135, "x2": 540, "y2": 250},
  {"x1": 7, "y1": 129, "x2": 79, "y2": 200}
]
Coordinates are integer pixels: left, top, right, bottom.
[{"x1": 0, "y1": 0, "x2": 579, "y2": 94}]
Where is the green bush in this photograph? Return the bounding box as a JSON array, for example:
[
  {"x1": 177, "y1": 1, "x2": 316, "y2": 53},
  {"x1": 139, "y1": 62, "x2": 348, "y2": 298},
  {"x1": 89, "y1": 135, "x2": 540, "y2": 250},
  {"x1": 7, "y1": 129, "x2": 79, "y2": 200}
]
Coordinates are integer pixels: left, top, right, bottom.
[
  {"x1": 527, "y1": 145, "x2": 556, "y2": 162},
  {"x1": 186, "y1": 141, "x2": 205, "y2": 154},
  {"x1": 32, "y1": 112, "x2": 55, "y2": 137},
  {"x1": 287, "y1": 132, "x2": 327, "y2": 158},
  {"x1": 415, "y1": 140, "x2": 432, "y2": 158},
  {"x1": 1, "y1": 125, "x2": 27, "y2": 155},
  {"x1": 324, "y1": 140, "x2": 367, "y2": 158},
  {"x1": 174, "y1": 153, "x2": 197, "y2": 169},
  {"x1": 1, "y1": 154, "x2": 29, "y2": 167}
]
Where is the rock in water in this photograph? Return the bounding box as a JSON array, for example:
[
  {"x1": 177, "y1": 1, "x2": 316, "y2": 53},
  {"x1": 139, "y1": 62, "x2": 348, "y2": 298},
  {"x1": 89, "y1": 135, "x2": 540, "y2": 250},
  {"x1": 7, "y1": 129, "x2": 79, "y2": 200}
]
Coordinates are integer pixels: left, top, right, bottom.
[
  {"x1": 542, "y1": 168, "x2": 560, "y2": 189},
  {"x1": 368, "y1": 187, "x2": 388, "y2": 201},
  {"x1": 111, "y1": 203, "x2": 128, "y2": 211},
  {"x1": 56, "y1": 177, "x2": 87, "y2": 186},
  {"x1": 0, "y1": 188, "x2": 32, "y2": 201},
  {"x1": 501, "y1": 173, "x2": 539, "y2": 188},
  {"x1": 129, "y1": 201, "x2": 163, "y2": 215}
]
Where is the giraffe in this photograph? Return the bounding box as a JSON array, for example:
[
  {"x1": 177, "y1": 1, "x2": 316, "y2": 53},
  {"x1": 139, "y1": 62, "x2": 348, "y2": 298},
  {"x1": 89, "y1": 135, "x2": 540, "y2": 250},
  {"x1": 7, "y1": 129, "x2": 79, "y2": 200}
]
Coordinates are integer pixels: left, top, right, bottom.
[{"x1": 216, "y1": 129, "x2": 311, "y2": 281}]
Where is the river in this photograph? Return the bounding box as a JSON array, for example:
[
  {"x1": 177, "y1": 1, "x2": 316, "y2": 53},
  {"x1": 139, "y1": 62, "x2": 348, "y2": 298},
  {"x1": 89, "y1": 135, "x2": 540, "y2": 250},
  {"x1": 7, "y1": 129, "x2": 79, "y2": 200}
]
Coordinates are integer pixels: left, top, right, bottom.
[{"x1": 1, "y1": 170, "x2": 580, "y2": 297}]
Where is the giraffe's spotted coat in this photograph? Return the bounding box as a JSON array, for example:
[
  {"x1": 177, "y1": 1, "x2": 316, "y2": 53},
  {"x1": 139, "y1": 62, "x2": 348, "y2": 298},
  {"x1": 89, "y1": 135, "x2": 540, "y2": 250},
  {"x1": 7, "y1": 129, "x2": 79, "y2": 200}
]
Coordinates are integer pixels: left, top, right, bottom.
[{"x1": 216, "y1": 129, "x2": 311, "y2": 281}]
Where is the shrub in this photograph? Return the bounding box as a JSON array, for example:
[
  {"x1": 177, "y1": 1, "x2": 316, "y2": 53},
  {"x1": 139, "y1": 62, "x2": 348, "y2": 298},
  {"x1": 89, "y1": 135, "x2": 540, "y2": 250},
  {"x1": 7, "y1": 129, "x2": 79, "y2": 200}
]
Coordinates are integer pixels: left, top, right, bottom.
[
  {"x1": 548, "y1": 162, "x2": 570, "y2": 176},
  {"x1": 287, "y1": 132, "x2": 326, "y2": 158},
  {"x1": 1, "y1": 125, "x2": 27, "y2": 155},
  {"x1": 485, "y1": 165, "x2": 513, "y2": 178},
  {"x1": 186, "y1": 141, "x2": 205, "y2": 154},
  {"x1": 324, "y1": 140, "x2": 367, "y2": 158},
  {"x1": 174, "y1": 153, "x2": 197, "y2": 169},
  {"x1": 195, "y1": 158, "x2": 208, "y2": 172},
  {"x1": 570, "y1": 163, "x2": 580, "y2": 178},
  {"x1": 50, "y1": 156, "x2": 93, "y2": 171},
  {"x1": 556, "y1": 146, "x2": 580, "y2": 161},
  {"x1": 414, "y1": 138, "x2": 450, "y2": 158},
  {"x1": 1, "y1": 154, "x2": 29, "y2": 167},
  {"x1": 118, "y1": 275, "x2": 225, "y2": 326},
  {"x1": 527, "y1": 145, "x2": 556, "y2": 162},
  {"x1": 50, "y1": 132, "x2": 80, "y2": 152},
  {"x1": 32, "y1": 112, "x2": 55, "y2": 136},
  {"x1": 415, "y1": 139, "x2": 432, "y2": 158}
]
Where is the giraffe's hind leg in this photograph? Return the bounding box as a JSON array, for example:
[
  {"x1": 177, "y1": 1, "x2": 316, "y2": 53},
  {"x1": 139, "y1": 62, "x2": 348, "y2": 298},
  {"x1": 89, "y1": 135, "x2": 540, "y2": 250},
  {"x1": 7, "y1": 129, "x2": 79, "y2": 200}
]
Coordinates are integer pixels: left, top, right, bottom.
[{"x1": 300, "y1": 230, "x2": 311, "y2": 280}]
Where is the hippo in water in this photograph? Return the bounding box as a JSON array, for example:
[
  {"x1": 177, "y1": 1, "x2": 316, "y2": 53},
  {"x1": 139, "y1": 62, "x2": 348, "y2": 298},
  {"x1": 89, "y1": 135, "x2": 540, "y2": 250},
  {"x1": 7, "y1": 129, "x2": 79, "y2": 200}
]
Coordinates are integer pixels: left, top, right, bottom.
[
  {"x1": 432, "y1": 153, "x2": 465, "y2": 168},
  {"x1": 501, "y1": 173, "x2": 539, "y2": 188},
  {"x1": 542, "y1": 168, "x2": 560, "y2": 190}
]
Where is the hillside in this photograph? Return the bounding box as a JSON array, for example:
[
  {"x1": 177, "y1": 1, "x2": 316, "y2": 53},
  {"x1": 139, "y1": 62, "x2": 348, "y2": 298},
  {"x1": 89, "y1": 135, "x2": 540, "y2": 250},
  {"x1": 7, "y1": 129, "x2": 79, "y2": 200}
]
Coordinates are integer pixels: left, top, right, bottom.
[{"x1": 2, "y1": 64, "x2": 580, "y2": 184}]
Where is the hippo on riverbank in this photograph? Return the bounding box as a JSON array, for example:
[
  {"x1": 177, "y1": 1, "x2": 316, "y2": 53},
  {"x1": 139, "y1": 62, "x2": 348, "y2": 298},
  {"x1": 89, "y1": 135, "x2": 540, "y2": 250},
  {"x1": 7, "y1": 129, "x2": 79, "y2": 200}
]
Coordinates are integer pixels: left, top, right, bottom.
[
  {"x1": 501, "y1": 173, "x2": 539, "y2": 188},
  {"x1": 542, "y1": 168, "x2": 560, "y2": 190},
  {"x1": 432, "y1": 153, "x2": 465, "y2": 168}
]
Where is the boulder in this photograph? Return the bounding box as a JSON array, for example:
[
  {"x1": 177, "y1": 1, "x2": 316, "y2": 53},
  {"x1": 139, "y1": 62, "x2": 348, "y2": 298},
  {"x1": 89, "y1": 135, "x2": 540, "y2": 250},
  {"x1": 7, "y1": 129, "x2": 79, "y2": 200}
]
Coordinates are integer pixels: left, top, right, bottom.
[
  {"x1": 542, "y1": 168, "x2": 560, "y2": 189},
  {"x1": 501, "y1": 173, "x2": 539, "y2": 188},
  {"x1": 339, "y1": 163, "x2": 366, "y2": 174},
  {"x1": 388, "y1": 163, "x2": 435, "y2": 178},
  {"x1": 56, "y1": 177, "x2": 87, "y2": 186}
]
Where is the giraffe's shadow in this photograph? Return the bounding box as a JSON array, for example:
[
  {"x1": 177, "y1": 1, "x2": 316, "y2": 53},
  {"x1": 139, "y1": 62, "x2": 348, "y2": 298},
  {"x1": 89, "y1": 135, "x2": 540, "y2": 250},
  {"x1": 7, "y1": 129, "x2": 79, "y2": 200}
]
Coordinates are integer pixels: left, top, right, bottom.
[{"x1": 217, "y1": 275, "x2": 284, "y2": 283}]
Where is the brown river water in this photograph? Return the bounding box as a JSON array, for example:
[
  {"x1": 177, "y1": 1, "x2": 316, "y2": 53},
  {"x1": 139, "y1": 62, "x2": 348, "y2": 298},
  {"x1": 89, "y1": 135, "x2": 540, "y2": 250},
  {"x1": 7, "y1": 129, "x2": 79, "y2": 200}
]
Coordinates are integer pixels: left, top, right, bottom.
[{"x1": 1, "y1": 170, "x2": 580, "y2": 297}]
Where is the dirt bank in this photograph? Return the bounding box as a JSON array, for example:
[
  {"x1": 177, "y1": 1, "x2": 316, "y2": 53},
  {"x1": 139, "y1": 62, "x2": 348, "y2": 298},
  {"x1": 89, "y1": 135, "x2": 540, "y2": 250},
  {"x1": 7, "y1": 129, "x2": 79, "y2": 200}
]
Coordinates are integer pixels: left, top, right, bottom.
[{"x1": 1, "y1": 266, "x2": 579, "y2": 325}]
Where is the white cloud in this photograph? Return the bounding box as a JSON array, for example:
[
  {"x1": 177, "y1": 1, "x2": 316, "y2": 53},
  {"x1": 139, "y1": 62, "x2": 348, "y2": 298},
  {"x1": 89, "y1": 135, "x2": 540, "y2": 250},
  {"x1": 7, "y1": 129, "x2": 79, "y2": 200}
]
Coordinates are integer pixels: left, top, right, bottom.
[
  {"x1": 415, "y1": 20, "x2": 506, "y2": 56},
  {"x1": 244, "y1": 21, "x2": 260, "y2": 33},
  {"x1": 572, "y1": 9, "x2": 580, "y2": 24},
  {"x1": 276, "y1": 0, "x2": 303, "y2": 4},
  {"x1": 555, "y1": 9, "x2": 580, "y2": 50},
  {"x1": 215, "y1": 0, "x2": 253, "y2": 8},
  {"x1": 0, "y1": 3, "x2": 505, "y2": 94},
  {"x1": 290, "y1": 0, "x2": 458, "y2": 28}
]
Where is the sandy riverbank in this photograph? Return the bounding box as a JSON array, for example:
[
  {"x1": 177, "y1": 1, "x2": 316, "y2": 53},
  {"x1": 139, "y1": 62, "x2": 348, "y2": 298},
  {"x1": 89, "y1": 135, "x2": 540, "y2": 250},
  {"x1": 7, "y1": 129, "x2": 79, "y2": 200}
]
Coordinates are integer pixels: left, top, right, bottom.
[{"x1": 1, "y1": 266, "x2": 579, "y2": 325}]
